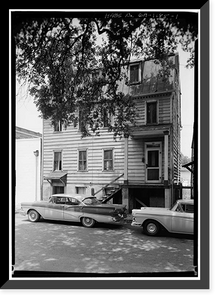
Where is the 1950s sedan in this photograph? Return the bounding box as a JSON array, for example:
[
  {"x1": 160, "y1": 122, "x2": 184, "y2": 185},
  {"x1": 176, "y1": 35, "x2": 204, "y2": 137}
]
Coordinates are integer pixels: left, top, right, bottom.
[
  {"x1": 131, "y1": 199, "x2": 194, "y2": 236},
  {"x1": 20, "y1": 194, "x2": 127, "y2": 228}
]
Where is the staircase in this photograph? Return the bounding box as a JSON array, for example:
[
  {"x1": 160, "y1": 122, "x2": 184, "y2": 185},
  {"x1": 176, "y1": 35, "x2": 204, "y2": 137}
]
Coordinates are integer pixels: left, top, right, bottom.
[
  {"x1": 93, "y1": 173, "x2": 124, "y2": 204},
  {"x1": 101, "y1": 185, "x2": 122, "y2": 203}
]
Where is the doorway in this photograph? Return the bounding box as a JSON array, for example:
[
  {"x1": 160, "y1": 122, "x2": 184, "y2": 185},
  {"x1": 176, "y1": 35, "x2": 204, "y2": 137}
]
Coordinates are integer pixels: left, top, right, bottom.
[{"x1": 145, "y1": 142, "x2": 162, "y2": 183}]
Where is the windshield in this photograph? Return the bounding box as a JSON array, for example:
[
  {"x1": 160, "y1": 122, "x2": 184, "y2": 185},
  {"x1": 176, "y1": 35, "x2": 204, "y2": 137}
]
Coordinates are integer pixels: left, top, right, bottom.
[
  {"x1": 170, "y1": 201, "x2": 194, "y2": 213},
  {"x1": 170, "y1": 201, "x2": 178, "y2": 211}
]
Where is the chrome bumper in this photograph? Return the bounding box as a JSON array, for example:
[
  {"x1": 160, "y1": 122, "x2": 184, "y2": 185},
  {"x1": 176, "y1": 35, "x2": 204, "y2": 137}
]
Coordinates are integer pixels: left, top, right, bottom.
[
  {"x1": 16, "y1": 208, "x2": 26, "y2": 216},
  {"x1": 131, "y1": 221, "x2": 142, "y2": 227}
]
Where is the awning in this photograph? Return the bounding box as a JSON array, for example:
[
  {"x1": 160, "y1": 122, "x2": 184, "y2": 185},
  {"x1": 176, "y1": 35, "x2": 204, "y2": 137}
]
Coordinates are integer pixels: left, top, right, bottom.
[
  {"x1": 44, "y1": 171, "x2": 67, "y2": 186},
  {"x1": 130, "y1": 125, "x2": 170, "y2": 139}
]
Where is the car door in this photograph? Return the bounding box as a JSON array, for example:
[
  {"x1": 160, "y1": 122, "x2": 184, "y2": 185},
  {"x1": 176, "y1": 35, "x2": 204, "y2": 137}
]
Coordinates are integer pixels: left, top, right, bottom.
[
  {"x1": 171, "y1": 203, "x2": 194, "y2": 234},
  {"x1": 44, "y1": 196, "x2": 65, "y2": 220},
  {"x1": 63, "y1": 197, "x2": 83, "y2": 221}
]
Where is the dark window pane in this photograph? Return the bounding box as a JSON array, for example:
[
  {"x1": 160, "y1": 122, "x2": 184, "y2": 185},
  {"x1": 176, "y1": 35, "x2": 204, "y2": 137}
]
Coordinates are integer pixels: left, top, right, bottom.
[
  {"x1": 104, "y1": 160, "x2": 113, "y2": 171},
  {"x1": 148, "y1": 150, "x2": 159, "y2": 167},
  {"x1": 147, "y1": 169, "x2": 159, "y2": 180},
  {"x1": 130, "y1": 64, "x2": 139, "y2": 83},
  {"x1": 53, "y1": 186, "x2": 64, "y2": 194},
  {"x1": 79, "y1": 161, "x2": 86, "y2": 171},
  {"x1": 54, "y1": 152, "x2": 62, "y2": 171},
  {"x1": 79, "y1": 150, "x2": 86, "y2": 161},
  {"x1": 104, "y1": 150, "x2": 112, "y2": 160},
  {"x1": 79, "y1": 151, "x2": 87, "y2": 171},
  {"x1": 104, "y1": 150, "x2": 113, "y2": 170},
  {"x1": 147, "y1": 102, "x2": 157, "y2": 124},
  {"x1": 54, "y1": 121, "x2": 62, "y2": 131}
]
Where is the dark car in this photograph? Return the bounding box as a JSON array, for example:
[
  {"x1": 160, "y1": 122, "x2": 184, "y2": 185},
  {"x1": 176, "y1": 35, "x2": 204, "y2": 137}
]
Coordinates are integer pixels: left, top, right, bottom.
[{"x1": 20, "y1": 194, "x2": 127, "y2": 228}]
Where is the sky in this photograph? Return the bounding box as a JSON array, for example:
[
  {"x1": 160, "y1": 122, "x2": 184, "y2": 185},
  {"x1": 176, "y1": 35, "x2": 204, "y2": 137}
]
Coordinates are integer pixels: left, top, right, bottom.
[{"x1": 15, "y1": 48, "x2": 194, "y2": 158}]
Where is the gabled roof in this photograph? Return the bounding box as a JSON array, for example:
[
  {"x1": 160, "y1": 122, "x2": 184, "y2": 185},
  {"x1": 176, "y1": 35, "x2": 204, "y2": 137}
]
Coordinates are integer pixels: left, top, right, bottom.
[{"x1": 16, "y1": 126, "x2": 42, "y2": 139}]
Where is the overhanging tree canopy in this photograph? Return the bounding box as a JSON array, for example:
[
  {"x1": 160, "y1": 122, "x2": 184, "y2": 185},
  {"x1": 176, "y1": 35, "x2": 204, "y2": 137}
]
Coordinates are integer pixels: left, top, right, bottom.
[{"x1": 14, "y1": 11, "x2": 198, "y2": 138}]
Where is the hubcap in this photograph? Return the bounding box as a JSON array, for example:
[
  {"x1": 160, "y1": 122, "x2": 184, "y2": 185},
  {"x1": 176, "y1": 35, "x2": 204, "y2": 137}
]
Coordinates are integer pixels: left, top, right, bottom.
[
  {"x1": 29, "y1": 211, "x2": 37, "y2": 220},
  {"x1": 147, "y1": 223, "x2": 156, "y2": 233},
  {"x1": 31, "y1": 213, "x2": 36, "y2": 219}
]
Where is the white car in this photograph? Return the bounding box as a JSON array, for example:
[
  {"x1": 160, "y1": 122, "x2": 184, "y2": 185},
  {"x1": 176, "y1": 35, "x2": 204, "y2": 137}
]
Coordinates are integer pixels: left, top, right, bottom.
[{"x1": 131, "y1": 199, "x2": 194, "y2": 236}]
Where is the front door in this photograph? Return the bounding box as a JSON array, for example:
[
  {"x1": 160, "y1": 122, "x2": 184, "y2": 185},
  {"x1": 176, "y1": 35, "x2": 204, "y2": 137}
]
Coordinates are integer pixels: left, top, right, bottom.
[{"x1": 145, "y1": 142, "x2": 162, "y2": 183}]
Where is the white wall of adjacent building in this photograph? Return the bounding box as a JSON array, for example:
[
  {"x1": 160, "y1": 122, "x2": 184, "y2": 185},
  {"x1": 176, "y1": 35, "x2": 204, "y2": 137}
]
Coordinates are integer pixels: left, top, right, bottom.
[{"x1": 16, "y1": 138, "x2": 42, "y2": 208}]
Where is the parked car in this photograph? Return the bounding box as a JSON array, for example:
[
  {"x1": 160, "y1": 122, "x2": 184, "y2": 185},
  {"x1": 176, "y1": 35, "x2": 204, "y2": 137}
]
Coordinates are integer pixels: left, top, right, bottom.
[
  {"x1": 20, "y1": 194, "x2": 127, "y2": 228},
  {"x1": 131, "y1": 199, "x2": 194, "y2": 236}
]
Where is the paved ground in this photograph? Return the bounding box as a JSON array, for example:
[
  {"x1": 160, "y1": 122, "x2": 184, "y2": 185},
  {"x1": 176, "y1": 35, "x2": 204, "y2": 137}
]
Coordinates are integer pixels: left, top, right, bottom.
[{"x1": 14, "y1": 214, "x2": 195, "y2": 274}]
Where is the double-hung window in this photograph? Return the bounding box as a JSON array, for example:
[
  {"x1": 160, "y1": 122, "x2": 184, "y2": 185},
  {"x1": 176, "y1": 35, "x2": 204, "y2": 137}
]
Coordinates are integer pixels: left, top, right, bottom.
[
  {"x1": 54, "y1": 121, "x2": 62, "y2": 132},
  {"x1": 103, "y1": 149, "x2": 113, "y2": 171},
  {"x1": 78, "y1": 150, "x2": 87, "y2": 171},
  {"x1": 54, "y1": 151, "x2": 62, "y2": 171}
]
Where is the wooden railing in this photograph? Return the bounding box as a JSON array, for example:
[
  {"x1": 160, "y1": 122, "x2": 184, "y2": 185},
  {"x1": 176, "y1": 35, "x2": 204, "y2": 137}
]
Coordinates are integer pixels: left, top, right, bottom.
[{"x1": 93, "y1": 173, "x2": 124, "y2": 196}]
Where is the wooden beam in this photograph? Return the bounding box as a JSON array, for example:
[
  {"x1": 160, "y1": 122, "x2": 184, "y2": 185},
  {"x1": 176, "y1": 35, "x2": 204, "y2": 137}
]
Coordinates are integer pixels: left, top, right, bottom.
[
  {"x1": 164, "y1": 132, "x2": 169, "y2": 181},
  {"x1": 135, "y1": 197, "x2": 147, "y2": 207},
  {"x1": 93, "y1": 173, "x2": 124, "y2": 196},
  {"x1": 124, "y1": 137, "x2": 128, "y2": 183}
]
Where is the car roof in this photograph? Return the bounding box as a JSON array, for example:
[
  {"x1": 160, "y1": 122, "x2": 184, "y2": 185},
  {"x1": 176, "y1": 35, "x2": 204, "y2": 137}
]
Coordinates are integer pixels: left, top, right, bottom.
[
  {"x1": 177, "y1": 199, "x2": 194, "y2": 205},
  {"x1": 51, "y1": 193, "x2": 84, "y2": 199}
]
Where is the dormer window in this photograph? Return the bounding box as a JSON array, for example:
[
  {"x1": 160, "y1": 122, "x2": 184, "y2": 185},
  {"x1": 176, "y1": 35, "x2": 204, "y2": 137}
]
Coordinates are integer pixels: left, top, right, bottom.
[{"x1": 129, "y1": 63, "x2": 141, "y2": 84}]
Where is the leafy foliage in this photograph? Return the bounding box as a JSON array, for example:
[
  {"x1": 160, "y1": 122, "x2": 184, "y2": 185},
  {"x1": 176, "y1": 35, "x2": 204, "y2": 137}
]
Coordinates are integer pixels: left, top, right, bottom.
[{"x1": 14, "y1": 12, "x2": 198, "y2": 138}]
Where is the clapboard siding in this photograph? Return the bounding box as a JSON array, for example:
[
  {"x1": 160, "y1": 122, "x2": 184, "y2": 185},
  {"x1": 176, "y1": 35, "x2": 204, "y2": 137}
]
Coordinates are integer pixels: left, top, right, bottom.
[
  {"x1": 43, "y1": 119, "x2": 125, "y2": 186},
  {"x1": 128, "y1": 137, "x2": 150, "y2": 184},
  {"x1": 134, "y1": 97, "x2": 171, "y2": 126},
  {"x1": 171, "y1": 92, "x2": 181, "y2": 183},
  {"x1": 159, "y1": 98, "x2": 171, "y2": 123}
]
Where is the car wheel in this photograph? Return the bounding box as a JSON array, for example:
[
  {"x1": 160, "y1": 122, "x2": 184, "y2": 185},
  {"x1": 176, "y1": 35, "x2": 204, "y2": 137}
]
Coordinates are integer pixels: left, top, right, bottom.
[
  {"x1": 81, "y1": 217, "x2": 95, "y2": 228},
  {"x1": 143, "y1": 220, "x2": 160, "y2": 236},
  {"x1": 28, "y1": 210, "x2": 40, "y2": 222}
]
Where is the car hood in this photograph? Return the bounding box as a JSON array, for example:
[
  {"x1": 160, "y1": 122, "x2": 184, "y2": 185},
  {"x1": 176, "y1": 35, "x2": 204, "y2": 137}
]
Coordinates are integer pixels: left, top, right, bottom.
[
  {"x1": 132, "y1": 207, "x2": 170, "y2": 214},
  {"x1": 141, "y1": 207, "x2": 169, "y2": 211}
]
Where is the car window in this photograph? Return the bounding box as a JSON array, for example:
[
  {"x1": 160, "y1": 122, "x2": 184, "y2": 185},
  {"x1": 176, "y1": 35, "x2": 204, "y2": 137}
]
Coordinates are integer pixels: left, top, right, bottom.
[
  {"x1": 66, "y1": 197, "x2": 81, "y2": 205},
  {"x1": 182, "y1": 204, "x2": 194, "y2": 213},
  {"x1": 55, "y1": 197, "x2": 66, "y2": 204},
  {"x1": 175, "y1": 203, "x2": 194, "y2": 213},
  {"x1": 83, "y1": 197, "x2": 99, "y2": 205}
]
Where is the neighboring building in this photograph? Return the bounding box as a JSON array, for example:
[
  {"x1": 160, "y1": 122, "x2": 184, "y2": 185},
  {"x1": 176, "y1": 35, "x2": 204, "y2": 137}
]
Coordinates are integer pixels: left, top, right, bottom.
[
  {"x1": 180, "y1": 167, "x2": 191, "y2": 199},
  {"x1": 16, "y1": 126, "x2": 42, "y2": 208},
  {"x1": 42, "y1": 54, "x2": 182, "y2": 211},
  {"x1": 182, "y1": 124, "x2": 194, "y2": 199}
]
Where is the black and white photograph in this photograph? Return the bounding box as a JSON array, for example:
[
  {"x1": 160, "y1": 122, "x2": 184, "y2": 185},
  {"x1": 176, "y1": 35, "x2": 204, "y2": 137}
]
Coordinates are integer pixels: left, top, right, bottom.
[{"x1": 6, "y1": 5, "x2": 210, "y2": 290}]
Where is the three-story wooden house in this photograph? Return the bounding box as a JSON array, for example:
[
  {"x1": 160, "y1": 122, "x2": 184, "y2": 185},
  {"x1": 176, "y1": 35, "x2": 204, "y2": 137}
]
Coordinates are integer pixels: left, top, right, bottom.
[{"x1": 42, "y1": 53, "x2": 182, "y2": 211}]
